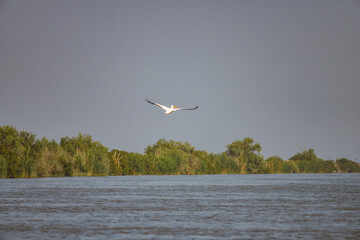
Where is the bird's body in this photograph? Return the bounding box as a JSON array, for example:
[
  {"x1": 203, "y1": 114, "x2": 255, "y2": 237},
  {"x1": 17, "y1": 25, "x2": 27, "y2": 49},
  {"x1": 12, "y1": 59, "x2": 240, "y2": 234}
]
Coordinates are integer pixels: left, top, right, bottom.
[{"x1": 145, "y1": 99, "x2": 198, "y2": 114}]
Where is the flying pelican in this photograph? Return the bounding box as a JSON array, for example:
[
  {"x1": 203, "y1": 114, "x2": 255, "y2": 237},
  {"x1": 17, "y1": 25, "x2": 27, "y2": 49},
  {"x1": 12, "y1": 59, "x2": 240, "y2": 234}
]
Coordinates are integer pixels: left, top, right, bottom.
[{"x1": 145, "y1": 99, "x2": 198, "y2": 114}]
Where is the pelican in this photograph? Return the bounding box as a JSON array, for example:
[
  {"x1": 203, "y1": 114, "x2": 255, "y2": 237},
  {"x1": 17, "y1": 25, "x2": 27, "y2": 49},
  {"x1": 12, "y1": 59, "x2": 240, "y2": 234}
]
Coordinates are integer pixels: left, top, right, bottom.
[{"x1": 145, "y1": 99, "x2": 198, "y2": 114}]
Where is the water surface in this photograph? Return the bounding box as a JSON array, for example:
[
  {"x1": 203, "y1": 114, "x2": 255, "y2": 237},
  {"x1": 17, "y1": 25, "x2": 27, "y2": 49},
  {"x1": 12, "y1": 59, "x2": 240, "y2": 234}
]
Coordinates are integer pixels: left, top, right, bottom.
[{"x1": 1, "y1": 174, "x2": 359, "y2": 239}]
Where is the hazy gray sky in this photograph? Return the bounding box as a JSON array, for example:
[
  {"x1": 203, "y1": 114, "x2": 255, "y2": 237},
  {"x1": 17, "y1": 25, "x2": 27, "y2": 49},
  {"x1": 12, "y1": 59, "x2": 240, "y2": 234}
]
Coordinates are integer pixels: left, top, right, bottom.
[{"x1": 1, "y1": 0, "x2": 359, "y2": 161}]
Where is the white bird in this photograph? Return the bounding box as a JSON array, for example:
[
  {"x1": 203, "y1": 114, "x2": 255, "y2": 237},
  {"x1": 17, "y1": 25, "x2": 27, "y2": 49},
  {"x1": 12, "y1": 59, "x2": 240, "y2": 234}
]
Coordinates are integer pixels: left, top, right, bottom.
[{"x1": 145, "y1": 99, "x2": 198, "y2": 114}]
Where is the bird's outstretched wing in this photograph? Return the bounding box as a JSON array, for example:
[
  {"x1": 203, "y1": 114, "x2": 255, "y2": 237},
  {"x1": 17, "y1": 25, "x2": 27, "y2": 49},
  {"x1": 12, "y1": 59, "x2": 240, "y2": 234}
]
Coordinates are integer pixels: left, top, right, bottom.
[
  {"x1": 145, "y1": 99, "x2": 168, "y2": 111},
  {"x1": 179, "y1": 106, "x2": 199, "y2": 111}
]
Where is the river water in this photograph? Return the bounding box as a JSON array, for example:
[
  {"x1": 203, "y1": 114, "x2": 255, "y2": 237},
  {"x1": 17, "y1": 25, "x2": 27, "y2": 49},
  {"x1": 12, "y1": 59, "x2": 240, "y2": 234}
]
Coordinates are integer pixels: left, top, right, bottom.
[{"x1": 0, "y1": 174, "x2": 359, "y2": 239}]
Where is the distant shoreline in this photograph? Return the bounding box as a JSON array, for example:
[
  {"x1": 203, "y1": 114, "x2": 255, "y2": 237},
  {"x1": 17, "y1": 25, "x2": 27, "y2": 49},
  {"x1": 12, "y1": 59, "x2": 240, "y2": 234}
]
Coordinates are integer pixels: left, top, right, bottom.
[
  {"x1": 2, "y1": 172, "x2": 360, "y2": 180},
  {"x1": 1, "y1": 125, "x2": 359, "y2": 179}
]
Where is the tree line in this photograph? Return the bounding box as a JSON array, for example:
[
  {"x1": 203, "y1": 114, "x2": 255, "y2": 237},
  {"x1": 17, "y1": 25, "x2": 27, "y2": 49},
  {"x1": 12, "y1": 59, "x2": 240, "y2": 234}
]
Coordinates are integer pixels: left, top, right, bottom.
[{"x1": 0, "y1": 125, "x2": 359, "y2": 178}]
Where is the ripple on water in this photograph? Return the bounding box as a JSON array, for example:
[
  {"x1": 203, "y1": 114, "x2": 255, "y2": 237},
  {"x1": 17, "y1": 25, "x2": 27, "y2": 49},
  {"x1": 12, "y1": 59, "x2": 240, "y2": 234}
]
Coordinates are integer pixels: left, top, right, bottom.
[{"x1": 0, "y1": 174, "x2": 359, "y2": 240}]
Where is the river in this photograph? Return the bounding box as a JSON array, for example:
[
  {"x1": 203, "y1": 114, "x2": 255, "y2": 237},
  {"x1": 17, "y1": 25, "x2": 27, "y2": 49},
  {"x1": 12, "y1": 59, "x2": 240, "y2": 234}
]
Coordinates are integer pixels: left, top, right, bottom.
[{"x1": 1, "y1": 174, "x2": 359, "y2": 239}]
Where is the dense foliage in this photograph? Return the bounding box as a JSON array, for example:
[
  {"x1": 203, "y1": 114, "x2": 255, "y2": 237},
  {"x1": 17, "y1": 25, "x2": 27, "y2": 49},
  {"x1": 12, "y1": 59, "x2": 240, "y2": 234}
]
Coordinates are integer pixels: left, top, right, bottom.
[{"x1": 0, "y1": 126, "x2": 359, "y2": 178}]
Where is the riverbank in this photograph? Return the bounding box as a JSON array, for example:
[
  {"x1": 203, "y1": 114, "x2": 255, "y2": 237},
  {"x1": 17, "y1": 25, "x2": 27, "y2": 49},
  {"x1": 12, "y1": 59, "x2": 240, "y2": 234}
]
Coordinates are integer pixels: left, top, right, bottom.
[{"x1": 1, "y1": 125, "x2": 359, "y2": 178}]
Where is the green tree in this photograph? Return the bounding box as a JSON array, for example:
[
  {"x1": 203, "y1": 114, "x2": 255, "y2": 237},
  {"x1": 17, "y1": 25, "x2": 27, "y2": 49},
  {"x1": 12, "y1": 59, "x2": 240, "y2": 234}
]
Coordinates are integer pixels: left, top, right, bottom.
[
  {"x1": 226, "y1": 138, "x2": 263, "y2": 173},
  {"x1": 336, "y1": 158, "x2": 360, "y2": 173},
  {"x1": 323, "y1": 160, "x2": 336, "y2": 173},
  {"x1": 145, "y1": 139, "x2": 196, "y2": 175},
  {"x1": 282, "y1": 161, "x2": 299, "y2": 173},
  {"x1": 218, "y1": 153, "x2": 239, "y2": 174},
  {"x1": 18, "y1": 130, "x2": 38, "y2": 177},
  {"x1": 89, "y1": 142, "x2": 109, "y2": 175},
  {"x1": 35, "y1": 139, "x2": 73, "y2": 177},
  {"x1": 265, "y1": 156, "x2": 284, "y2": 174},
  {"x1": 0, "y1": 155, "x2": 7, "y2": 178},
  {"x1": 0, "y1": 126, "x2": 23, "y2": 178},
  {"x1": 108, "y1": 150, "x2": 130, "y2": 175},
  {"x1": 60, "y1": 133, "x2": 109, "y2": 176},
  {"x1": 289, "y1": 149, "x2": 334, "y2": 173},
  {"x1": 128, "y1": 153, "x2": 147, "y2": 175},
  {"x1": 290, "y1": 148, "x2": 317, "y2": 161},
  {"x1": 0, "y1": 126, "x2": 40, "y2": 177}
]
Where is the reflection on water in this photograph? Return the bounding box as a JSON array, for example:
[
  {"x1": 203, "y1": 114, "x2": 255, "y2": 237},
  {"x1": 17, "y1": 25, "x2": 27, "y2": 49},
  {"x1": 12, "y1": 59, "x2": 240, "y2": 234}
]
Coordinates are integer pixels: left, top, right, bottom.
[{"x1": 1, "y1": 174, "x2": 359, "y2": 239}]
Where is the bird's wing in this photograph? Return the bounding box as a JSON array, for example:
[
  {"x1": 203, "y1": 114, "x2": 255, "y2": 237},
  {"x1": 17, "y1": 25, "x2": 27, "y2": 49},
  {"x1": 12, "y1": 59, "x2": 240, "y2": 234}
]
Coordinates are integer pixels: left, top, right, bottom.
[
  {"x1": 179, "y1": 106, "x2": 199, "y2": 111},
  {"x1": 145, "y1": 99, "x2": 169, "y2": 111}
]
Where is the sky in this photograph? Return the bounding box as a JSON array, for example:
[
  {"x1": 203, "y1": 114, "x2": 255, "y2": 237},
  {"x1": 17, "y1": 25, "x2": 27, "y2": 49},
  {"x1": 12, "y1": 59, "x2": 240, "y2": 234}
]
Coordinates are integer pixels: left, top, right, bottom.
[{"x1": 0, "y1": 0, "x2": 359, "y2": 161}]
